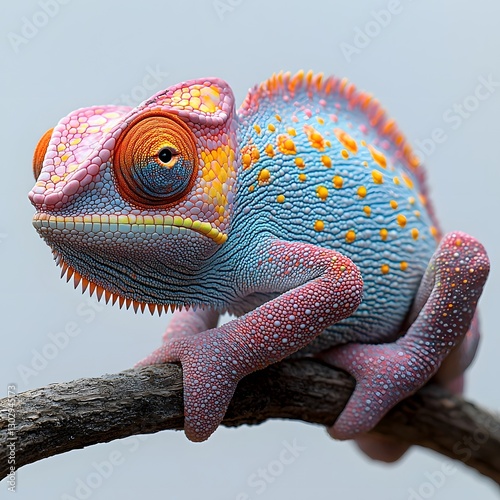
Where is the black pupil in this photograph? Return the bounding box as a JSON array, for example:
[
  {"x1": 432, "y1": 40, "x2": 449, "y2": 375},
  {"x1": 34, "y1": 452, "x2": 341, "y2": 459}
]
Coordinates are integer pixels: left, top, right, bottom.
[{"x1": 158, "y1": 148, "x2": 173, "y2": 164}]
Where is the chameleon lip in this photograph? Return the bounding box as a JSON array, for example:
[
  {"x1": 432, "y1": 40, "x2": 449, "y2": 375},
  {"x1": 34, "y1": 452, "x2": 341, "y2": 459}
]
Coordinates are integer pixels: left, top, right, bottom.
[{"x1": 32, "y1": 213, "x2": 227, "y2": 244}]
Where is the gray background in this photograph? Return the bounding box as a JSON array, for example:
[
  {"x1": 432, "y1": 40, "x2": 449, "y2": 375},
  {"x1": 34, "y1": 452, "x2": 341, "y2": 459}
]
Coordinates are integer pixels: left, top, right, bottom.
[{"x1": 2, "y1": 0, "x2": 500, "y2": 499}]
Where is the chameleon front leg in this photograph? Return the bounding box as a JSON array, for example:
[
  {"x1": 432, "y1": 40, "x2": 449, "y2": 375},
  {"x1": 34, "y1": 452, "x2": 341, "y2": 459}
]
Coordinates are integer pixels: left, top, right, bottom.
[
  {"x1": 322, "y1": 232, "x2": 489, "y2": 441},
  {"x1": 139, "y1": 240, "x2": 363, "y2": 442}
]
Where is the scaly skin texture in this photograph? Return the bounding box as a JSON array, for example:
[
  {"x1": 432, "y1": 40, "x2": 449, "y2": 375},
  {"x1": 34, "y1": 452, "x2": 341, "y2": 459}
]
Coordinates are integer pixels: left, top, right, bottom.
[{"x1": 29, "y1": 71, "x2": 489, "y2": 447}]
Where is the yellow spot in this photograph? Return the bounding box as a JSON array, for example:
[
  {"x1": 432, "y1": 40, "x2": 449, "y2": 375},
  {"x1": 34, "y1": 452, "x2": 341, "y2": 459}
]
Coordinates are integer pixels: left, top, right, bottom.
[
  {"x1": 455, "y1": 238, "x2": 462, "y2": 247},
  {"x1": 397, "y1": 214, "x2": 407, "y2": 227},
  {"x1": 277, "y1": 135, "x2": 297, "y2": 155},
  {"x1": 408, "y1": 196, "x2": 415, "y2": 205},
  {"x1": 252, "y1": 149, "x2": 260, "y2": 161},
  {"x1": 380, "y1": 228, "x2": 388, "y2": 241},
  {"x1": 345, "y1": 230, "x2": 356, "y2": 243},
  {"x1": 198, "y1": 85, "x2": 221, "y2": 113},
  {"x1": 258, "y1": 169, "x2": 271, "y2": 184},
  {"x1": 316, "y1": 117, "x2": 325, "y2": 125},
  {"x1": 253, "y1": 124, "x2": 261, "y2": 135},
  {"x1": 400, "y1": 261, "x2": 408, "y2": 271},
  {"x1": 321, "y1": 155, "x2": 332, "y2": 168},
  {"x1": 401, "y1": 172, "x2": 414, "y2": 189},
  {"x1": 241, "y1": 144, "x2": 260, "y2": 170},
  {"x1": 325, "y1": 140, "x2": 331, "y2": 147},
  {"x1": 381, "y1": 264, "x2": 390, "y2": 275},
  {"x1": 316, "y1": 186, "x2": 329, "y2": 200},
  {"x1": 341, "y1": 149, "x2": 349, "y2": 159},
  {"x1": 411, "y1": 228, "x2": 419, "y2": 240},
  {"x1": 242, "y1": 153, "x2": 252, "y2": 169},
  {"x1": 249, "y1": 185, "x2": 255, "y2": 192},
  {"x1": 295, "y1": 157, "x2": 305, "y2": 169},
  {"x1": 419, "y1": 194, "x2": 427, "y2": 206},
  {"x1": 363, "y1": 206, "x2": 371, "y2": 216},
  {"x1": 361, "y1": 140, "x2": 367, "y2": 146},
  {"x1": 304, "y1": 125, "x2": 325, "y2": 150},
  {"x1": 414, "y1": 210, "x2": 421, "y2": 218},
  {"x1": 265, "y1": 144, "x2": 275, "y2": 157},
  {"x1": 334, "y1": 128, "x2": 358, "y2": 153},
  {"x1": 57, "y1": 143, "x2": 66, "y2": 152},
  {"x1": 390, "y1": 200, "x2": 398, "y2": 209},
  {"x1": 333, "y1": 175, "x2": 344, "y2": 189},
  {"x1": 430, "y1": 226, "x2": 439, "y2": 238},
  {"x1": 287, "y1": 127, "x2": 297, "y2": 136},
  {"x1": 367, "y1": 145, "x2": 387, "y2": 168},
  {"x1": 268, "y1": 123, "x2": 276, "y2": 132},
  {"x1": 357, "y1": 186, "x2": 367, "y2": 198},
  {"x1": 276, "y1": 194, "x2": 285, "y2": 203},
  {"x1": 51, "y1": 175, "x2": 61, "y2": 183},
  {"x1": 372, "y1": 170, "x2": 384, "y2": 184},
  {"x1": 70, "y1": 138, "x2": 82, "y2": 146},
  {"x1": 362, "y1": 161, "x2": 368, "y2": 167},
  {"x1": 275, "y1": 114, "x2": 282, "y2": 122},
  {"x1": 393, "y1": 177, "x2": 400, "y2": 185},
  {"x1": 314, "y1": 220, "x2": 325, "y2": 231},
  {"x1": 298, "y1": 173, "x2": 307, "y2": 182}
]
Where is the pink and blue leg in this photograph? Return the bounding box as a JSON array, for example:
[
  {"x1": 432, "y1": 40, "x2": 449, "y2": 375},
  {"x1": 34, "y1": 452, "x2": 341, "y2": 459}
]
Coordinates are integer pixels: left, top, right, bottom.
[
  {"x1": 321, "y1": 232, "x2": 489, "y2": 446},
  {"x1": 351, "y1": 316, "x2": 482, "y2": 463},
  {"x1": 139, "y1": 240, "x2": 363, "y2": 441}
]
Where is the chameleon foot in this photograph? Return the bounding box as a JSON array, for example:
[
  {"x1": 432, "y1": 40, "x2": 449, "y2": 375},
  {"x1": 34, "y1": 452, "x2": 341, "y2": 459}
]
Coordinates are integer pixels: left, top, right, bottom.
[{"x1": 321, "y1": 232, "x2": 489, "y2": 440}]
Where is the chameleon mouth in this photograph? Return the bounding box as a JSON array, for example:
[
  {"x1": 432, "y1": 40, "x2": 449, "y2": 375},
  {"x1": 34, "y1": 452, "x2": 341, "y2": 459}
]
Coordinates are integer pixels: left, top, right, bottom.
[
  {"x1": 32, "y1": 213, "x2": 228, "y2": 244},
  {"x1": 50, "y1": 248, "x2": 197, "y2": 315}
]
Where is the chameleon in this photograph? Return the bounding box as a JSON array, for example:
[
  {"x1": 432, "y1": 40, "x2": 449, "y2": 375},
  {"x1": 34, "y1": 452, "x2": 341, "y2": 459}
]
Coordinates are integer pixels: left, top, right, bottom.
[{"x1": 29, "y1": 70, "x2": 489, "y2": 449}]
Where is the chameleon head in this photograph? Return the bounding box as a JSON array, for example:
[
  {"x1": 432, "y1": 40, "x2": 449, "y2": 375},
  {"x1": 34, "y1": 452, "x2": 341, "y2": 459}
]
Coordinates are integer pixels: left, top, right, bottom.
[{"x1": 28, "y1": 78, "x2": 238, "y2": 312}]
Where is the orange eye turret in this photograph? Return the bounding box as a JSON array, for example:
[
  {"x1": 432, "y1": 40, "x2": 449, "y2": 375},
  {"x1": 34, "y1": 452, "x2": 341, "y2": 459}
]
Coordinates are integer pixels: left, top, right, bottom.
[
  {"x1": 113, "y1": 112, "x2": 198, "y2": 208},
  {"x1": 32, "y1": 128, "x2": 54, "y2": 180}
]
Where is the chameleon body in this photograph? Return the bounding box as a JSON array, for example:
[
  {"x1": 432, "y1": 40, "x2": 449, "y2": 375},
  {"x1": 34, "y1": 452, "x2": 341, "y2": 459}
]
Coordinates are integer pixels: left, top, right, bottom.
[{"x1": 29, "y1": 71, "x2": 489, "y2": 443}]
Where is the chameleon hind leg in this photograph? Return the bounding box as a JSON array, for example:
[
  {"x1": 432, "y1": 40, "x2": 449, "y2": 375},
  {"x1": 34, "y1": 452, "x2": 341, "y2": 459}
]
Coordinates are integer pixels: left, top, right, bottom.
[
  {"x1": 321, "y1": 231, "x2": 489, "y2": 442},
  {"x1": 137, "y1": 240, "x2": 363, "y2": 442},
  {"x1": 349, "y1": 315, "x2": 481, "y2": 462}
]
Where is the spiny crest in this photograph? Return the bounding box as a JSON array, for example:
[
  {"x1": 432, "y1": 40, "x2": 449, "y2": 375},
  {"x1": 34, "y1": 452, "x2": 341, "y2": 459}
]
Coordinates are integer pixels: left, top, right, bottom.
[
  {"x1": 241, "y1": 70, "x2": 424, "y2": 179},
  {"x1": 53, "y1": 251, "x2": 205, "y2": 316}
]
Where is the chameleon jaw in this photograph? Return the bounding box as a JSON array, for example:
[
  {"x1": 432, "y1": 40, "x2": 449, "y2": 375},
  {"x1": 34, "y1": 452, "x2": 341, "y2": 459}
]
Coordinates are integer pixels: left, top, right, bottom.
[{"x1": 32, "y1": 213, "x2": 228, "y2": 244}]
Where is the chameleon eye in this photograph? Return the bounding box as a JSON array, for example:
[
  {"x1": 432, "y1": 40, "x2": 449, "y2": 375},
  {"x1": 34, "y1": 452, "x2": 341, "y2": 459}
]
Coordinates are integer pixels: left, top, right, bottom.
[
  {"x1": 158, "y1": 147, "x2": 177, "y2": 166},
  {"x1": 32, "y1": 128, "x2": 54, "y2": 180},
  {"x1": 114, "y1": 113, "x2": 198, "y2": 207}
]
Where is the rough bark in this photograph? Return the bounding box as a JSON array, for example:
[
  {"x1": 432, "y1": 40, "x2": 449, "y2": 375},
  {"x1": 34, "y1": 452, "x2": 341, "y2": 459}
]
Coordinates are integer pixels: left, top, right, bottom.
[{"x1": 1, "y1": 360, "x2": 499, "y2": 485}]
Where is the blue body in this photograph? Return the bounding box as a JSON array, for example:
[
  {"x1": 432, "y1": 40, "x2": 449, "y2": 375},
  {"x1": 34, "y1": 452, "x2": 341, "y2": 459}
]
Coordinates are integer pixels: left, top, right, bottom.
[{"x1": 215, "y1": 79, "x2": 437, "y2": 349}]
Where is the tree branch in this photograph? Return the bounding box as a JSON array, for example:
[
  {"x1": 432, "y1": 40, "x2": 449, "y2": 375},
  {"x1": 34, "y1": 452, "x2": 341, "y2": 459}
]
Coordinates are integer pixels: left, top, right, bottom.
[{"x1": 1, "y1": 359, "x2": 499, "y2": 485}]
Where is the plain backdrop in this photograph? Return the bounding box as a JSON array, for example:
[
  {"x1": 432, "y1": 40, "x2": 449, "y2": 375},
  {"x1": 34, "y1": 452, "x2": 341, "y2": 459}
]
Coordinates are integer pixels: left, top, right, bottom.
[{"x1": 1, "y1": 1, "x2": 500, "y2": 499}]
